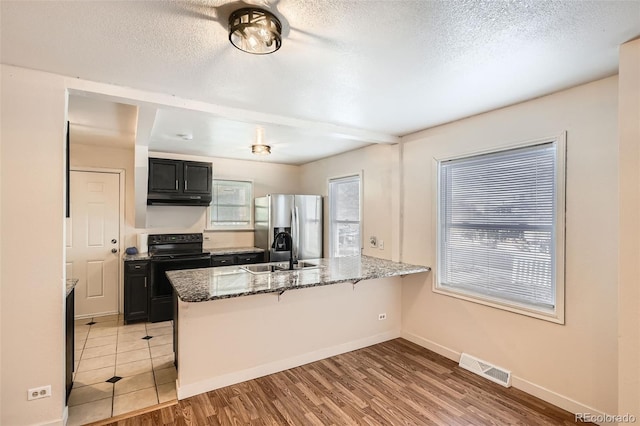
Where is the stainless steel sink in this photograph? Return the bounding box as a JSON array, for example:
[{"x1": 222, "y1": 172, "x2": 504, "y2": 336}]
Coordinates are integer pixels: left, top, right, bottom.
[
  {"x1": 291, "y1": 261, "x2": 320, "y2": 270},
  {"x1": 241, "y1": 261, "x2": 320, "y2": 274},
  {"x1": 240, "y1": 262, "x2": 288, "y2": 274}
]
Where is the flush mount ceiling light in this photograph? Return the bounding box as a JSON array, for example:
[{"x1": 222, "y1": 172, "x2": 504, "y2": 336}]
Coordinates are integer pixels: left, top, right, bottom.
[
  {"x1": 251, "y1": 127, "x2": 271, "y2": 155},
  {"x1": 228, "y1": 8, "x2": 282, "y2": 55}
]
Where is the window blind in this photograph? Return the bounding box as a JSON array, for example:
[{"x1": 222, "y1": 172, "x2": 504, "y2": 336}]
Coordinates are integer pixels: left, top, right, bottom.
[
  {"x1": 438, "y1": 142, "x2": 557, "y2": 309},
  {"x1": 211, "y1": 180, "x2": 252, "y2": 226},
  {"x1": 329, "y1": 175, "x2": 361, "y2": 257}
]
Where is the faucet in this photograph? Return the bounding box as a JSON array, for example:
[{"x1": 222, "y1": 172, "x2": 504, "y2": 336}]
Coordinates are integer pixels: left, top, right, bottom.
[{"x1": 272, "y1": 231, "x2": 296, "y2": 270}]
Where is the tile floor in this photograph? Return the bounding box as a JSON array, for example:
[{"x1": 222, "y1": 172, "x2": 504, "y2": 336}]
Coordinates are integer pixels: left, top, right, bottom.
[{"x1": 68, "y1": 315, "x2": 177, "y2": 426}]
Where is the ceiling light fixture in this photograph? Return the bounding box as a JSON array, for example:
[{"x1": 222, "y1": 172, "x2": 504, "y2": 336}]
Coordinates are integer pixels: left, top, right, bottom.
[
  {"x1": 251, "y1": 127, "x2": 271, "y2": 155},
  {"x1": 229, "y1": 8, "x2": 282, "y2": 55}
]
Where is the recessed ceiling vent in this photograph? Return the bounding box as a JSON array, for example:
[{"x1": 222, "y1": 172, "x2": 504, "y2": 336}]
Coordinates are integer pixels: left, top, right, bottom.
[{"x1": 458, "y1": 353, "x2": 512, "y2": 387}]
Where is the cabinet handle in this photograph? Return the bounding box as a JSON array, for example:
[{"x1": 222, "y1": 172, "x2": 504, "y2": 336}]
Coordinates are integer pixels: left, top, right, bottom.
[
  {"x1": 175, "y1": 180, "x2": 178, "y2": 190},
  {"x1": 144, "y1": 277, "x2": 147, "y2": 288},
  {"x1": 185, "y1": 181, "x2": 188, "y2": 191}
]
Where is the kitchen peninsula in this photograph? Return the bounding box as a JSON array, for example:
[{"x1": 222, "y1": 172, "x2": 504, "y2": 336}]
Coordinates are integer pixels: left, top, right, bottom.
[{"x1": 167, "y1": 255, "x2": 429, "y2": 399}]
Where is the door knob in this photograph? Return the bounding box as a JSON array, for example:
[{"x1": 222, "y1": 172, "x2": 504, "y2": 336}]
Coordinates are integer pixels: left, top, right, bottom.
[
  {"x1": 111, "y1": 248, "x2": 118, "y2": 253},
  {"x1": 111, "y1": 239, "x2": 117, "y2": 244}
]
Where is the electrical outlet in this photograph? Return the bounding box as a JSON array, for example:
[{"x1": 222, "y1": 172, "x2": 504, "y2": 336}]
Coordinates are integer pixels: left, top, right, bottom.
[
  {"x1": 378, "y1": 313, "x2": 387, "y2": 321},
  {"x1": 378, "y1": 239, "x2": 384, "y2": 250},
  {"x1": 27, "y1": 385, "x2": 51, "y2": 401},
  {"x1": 369, "y1": 236, "x2": 377, "y2": 248}
]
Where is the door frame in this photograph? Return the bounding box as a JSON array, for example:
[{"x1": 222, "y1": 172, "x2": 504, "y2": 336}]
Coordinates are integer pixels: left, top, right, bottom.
[{"x1": 69, "y1": 167, "x2": 126, "y2": 317}]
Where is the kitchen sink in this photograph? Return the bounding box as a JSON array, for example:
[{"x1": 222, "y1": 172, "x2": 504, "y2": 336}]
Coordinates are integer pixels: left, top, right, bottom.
[{"x1": 241, "y1": 261, "x2": 320, "y2": 274}]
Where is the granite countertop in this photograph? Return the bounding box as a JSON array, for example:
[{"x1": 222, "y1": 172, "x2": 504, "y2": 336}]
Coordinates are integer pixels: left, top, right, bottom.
[
  {"x1": 122, "y1": 247, "x2": 263, "y2": 261},
  {"x1": 166, "y1": 255, "x2": 431, "y2": 303},
  {"x1": 122, "y1": 252, "x2": 151, "y2": 261},
  {"x1": 66, "y1": 278, "x2": 78, "y2": 297}
]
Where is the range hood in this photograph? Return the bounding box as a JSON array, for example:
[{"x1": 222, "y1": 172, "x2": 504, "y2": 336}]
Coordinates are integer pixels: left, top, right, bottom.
[{"x1": 146, "y1": 193, "x2": 212, "y2": 206}]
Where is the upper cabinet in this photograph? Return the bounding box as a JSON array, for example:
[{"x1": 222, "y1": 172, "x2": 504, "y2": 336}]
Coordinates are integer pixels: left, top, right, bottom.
[{"x1": 147, "y1": 158, "x2": 212, "y2": 206}]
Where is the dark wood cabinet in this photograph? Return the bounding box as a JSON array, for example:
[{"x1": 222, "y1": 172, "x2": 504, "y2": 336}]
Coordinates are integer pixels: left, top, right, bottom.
[
  {"x1": 147, "y1": 158, "x2": 212, "y2": 205},
  {"x1": 235, "y1": 252, "x2": 264, "y2": 265},
  {"x1": 148, "y1": 159, "x2": 181, "y2": 194},
  {"x1": 183, "y1": 162, "x2": 211, "y2": 194},
  {"x1": 65, "y1": 288, "x2": 74, "y2": 404},
  {"x1": 211, "y1": 252, "x2": 264, "y2": 267},
  {"x1": 124, "y1": 261, "x2": 149, "y2": 323},
  {"x1": 211, "y1": 255, "x2": 236, "y2": 267}
]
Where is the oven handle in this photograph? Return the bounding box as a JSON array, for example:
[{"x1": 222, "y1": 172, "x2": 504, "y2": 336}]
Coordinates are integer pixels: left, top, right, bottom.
[{"x1": 151, "y1": 254, "x2": 211, "y2": 263}]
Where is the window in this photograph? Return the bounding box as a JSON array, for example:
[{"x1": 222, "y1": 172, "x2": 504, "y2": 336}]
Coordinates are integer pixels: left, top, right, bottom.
[
  {"x1": 208, "y1": 179, "x2": 253, "y2": 229},
  {"x1": 435, "y1": 136, "x2": 566, "y2": 322},
  {"x1": 329, "y1": 174, "x2": 362, "y2": 257}
]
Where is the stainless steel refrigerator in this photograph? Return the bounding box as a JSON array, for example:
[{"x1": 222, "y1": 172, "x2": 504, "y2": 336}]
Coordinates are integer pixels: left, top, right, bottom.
[{"x1": 255, "y1": 194, "x2": 323, "y2": 262}]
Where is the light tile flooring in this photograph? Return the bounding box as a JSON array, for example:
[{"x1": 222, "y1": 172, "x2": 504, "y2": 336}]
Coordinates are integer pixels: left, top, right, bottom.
[{"x1": 68, "y1": 315, "x2": 177, "y2": 426}]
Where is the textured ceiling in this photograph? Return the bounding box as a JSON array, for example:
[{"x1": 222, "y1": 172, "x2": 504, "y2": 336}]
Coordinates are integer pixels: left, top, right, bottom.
[{"x1": 3, "y1": 0, "x2": 640, "y2": 163}]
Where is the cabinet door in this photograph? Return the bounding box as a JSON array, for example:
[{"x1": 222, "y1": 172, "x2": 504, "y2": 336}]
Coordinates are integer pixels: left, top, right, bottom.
[
  {"x1": 149, "y1": 159, "x2": 181, "y2": 193},
  {"x1": 125, "y1": 274, "x2": 148, "y2": 322},
  {"x1": 183, "y1": 162, "x2": 212, "y2": 194},
  {"x1": 236, "y1": 252, "x2": 264, "y2": 265},
  {"x1": 124, "y1": 262, "x2": 149, "y2": 323},
  {"x1": 211, "y1": 255, "x2": 235, "y2": 267}
]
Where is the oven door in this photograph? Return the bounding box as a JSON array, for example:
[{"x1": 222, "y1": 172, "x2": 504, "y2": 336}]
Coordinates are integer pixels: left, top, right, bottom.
[
  {"x1": 149, "y1": 254, "x2": 211, "y2": 322},
  {"x1": 150, "y1": 255, "x2": 211, "y2": 297}
]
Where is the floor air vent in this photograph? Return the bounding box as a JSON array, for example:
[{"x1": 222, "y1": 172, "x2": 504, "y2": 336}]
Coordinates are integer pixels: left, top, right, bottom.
[{"x1": 459, "y1": 353, "x2": 512, "y2": 387}]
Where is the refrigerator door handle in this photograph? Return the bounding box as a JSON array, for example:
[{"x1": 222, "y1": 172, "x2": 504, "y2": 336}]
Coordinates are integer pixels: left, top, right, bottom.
[{"x1": 293, "y1": 206, "x2": 299, "y2": 261}]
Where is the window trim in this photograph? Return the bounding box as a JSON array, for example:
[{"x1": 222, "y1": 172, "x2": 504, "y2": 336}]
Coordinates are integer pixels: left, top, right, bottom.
[
  {"x1": 432, "y1": 133, "x2": 566, "y2": 324},
  {"x1": 206, "y1": 178, "x2": 254, "y2": 231},
  {"x1": 328, "y1": 171, "x2": 363, "y2": 258}
]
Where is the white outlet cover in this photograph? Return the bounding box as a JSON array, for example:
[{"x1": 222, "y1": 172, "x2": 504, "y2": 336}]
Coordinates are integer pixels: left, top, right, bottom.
[{"x1": 27, "y1": 385, "x2": 51, "y2": 400}]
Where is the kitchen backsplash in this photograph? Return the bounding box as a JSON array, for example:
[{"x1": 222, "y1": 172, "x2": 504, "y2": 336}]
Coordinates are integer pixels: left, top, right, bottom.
[{"x1": 203, "y1": 231, "x2": 254, "y2": 249}]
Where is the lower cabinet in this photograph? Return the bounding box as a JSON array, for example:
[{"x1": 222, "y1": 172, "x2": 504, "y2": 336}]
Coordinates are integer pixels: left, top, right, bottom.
[
  {"x1": 124, "y1": 261, "x2": 149, "y2": 323},
  {"x1": 211, "y1": 252, "x2": 264, "y2": 267},
  {"x1": 234, "y1": 252, "x2": 264, "y2": 265}
]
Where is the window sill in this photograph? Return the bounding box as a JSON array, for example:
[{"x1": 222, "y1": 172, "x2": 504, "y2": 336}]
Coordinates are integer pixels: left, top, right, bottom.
[{"x1": 432, "y1": 284, "x2": 564, "y2": 324}]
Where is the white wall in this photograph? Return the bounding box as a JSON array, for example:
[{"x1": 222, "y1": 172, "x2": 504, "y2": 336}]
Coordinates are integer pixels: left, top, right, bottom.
[
  {"x1": 1, "y1": 66, "x2": 67, "y2": 425},
  {"x1": 400, "y1": 76, "x2": 619, "y2": 415},
  {"x1": 177, "y1": 277, "x2": 402, "y2": 398},
  {"x1": 618, "y1": 38, "x2": 640, "y2": 419},
  {"x1": 299, "y1": 144, "x2": 401, "y2": 261}
]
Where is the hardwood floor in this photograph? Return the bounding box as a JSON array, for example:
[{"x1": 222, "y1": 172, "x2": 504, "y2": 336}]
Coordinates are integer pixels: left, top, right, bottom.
[{"x1": 99, "y1": 339, "x2": 590, "y2": 425}]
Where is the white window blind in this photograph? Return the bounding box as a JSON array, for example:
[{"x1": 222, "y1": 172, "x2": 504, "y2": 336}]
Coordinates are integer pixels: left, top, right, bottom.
[
  {"x1": 437, "y1": 142, "x2": 558, "y2": 310},
  {"x1": 210, "y1": 180, "x2": 252, "y2": 228},
  {"x1": 329, "y1": 175, "x2": 361, "y2": 257}
]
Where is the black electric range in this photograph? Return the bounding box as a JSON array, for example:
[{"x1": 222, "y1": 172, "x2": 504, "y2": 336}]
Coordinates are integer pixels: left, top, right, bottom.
[{"x1": 148, "y1": 233, "x2": 211, "y2": 322}]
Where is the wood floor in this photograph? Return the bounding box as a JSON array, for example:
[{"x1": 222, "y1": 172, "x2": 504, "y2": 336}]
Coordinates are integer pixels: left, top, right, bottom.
[{"x1": 99, "y1": 338, "x2": 590, "y2": 425}]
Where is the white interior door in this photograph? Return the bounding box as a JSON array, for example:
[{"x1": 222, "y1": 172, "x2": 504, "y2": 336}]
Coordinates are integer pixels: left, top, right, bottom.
[{"x1": 67, "y1": 170, "x2": 121, "y2": 318}]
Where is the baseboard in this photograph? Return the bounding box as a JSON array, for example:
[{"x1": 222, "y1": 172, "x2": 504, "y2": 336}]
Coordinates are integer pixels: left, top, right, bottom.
[
  {"x1": 38, "y1": 406, "x2": 67, "y2": 426},
  {"x1": 62, "y1": 405, "x2": 68, "y2": 426},
  {"x1": 177, "y1": 329, "x2": 401, "y2": 400},
  {"x1": 512, "y1": 376, "x2": 607, "y2": 425},
  {"x1": 401, "y1": 330, "x2": 460, "y2": 361},
  {"x1": 74, "y1": 311, "x2": 118, "y2": 321},
  {"x1": 401, "y1": 331, "x2": 609, "y2": 425}
]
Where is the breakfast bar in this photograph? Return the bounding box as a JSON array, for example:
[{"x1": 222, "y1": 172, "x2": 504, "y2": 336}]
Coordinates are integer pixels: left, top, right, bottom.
[
  {"x1": 166, "y1": 255, "x2": 430, "y2": 399},
  {"x1": 167, "y1": 255, "x2": 430, "y2": 302}
]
